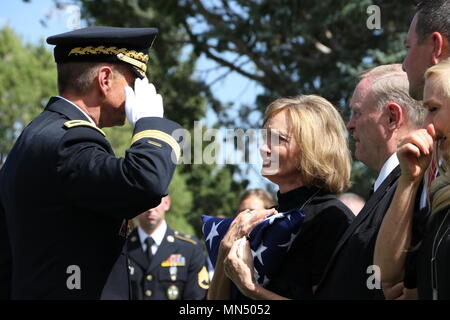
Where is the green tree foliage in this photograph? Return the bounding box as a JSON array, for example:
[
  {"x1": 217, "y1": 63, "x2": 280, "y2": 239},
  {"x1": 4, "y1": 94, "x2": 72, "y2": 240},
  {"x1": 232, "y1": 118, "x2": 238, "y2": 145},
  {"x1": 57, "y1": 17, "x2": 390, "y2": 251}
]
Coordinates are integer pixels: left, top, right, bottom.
[
  {"x1": 0, "y1": 26, "x2": 57, "y2": 164},
  {"x1": 166, "y1": 168, "x2": 195, "y2": 236}
]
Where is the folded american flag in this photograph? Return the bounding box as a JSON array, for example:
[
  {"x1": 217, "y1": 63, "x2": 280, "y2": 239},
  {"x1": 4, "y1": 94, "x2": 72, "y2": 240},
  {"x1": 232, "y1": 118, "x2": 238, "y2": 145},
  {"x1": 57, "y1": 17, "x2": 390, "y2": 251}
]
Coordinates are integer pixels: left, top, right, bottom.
[{"x1": 201, "y1": 207, "x2": 306, "y2": 291}]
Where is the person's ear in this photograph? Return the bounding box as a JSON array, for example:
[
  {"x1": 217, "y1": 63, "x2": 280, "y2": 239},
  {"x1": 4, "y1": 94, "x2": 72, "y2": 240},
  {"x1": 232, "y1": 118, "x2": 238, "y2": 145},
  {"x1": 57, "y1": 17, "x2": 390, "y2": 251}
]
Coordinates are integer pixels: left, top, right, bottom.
[
  {"x1": 386, "y1": 102, "x2": 404, "y2": 130},
  {"x1": 431, "y1": 32, "x2": 449, "y2": 64},
  {"x1": 97, "y1": 66, "x2": 114, "y2": 96},
  {"x1": 162, "y1": 195, "x2": 171, "y2": 212}
]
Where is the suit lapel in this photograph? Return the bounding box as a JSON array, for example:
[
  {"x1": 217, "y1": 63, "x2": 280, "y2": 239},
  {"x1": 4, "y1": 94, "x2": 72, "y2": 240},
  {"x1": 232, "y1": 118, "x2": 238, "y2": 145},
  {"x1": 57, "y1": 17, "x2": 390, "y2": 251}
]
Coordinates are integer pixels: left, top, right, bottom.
[
  {"x1": 147, "y1": 228, "x2": 178, "y2": 273},
  {"x1": 318, "y1": 166, "x2": 401, "y2": 287},
  {"x1": 45, "y1": 96, "x2": 92, "y2": 121},
  {"x1": 337, "y1": 166, "x2": 400, "y2": 248},
  {"x1": 127, "y1": 229, "x2": 148, "y2": 271}
]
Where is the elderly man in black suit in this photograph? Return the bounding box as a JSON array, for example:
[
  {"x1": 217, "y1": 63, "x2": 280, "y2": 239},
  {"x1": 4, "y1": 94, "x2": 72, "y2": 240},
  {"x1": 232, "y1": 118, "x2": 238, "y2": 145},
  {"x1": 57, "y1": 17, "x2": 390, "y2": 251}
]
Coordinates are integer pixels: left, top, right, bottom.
[
  {"x1": 314, "y1": 64, "x2": 427, "y2": 299},
  {"x1": 0, "y1": 26, "x2": 183, "y2": 299}
]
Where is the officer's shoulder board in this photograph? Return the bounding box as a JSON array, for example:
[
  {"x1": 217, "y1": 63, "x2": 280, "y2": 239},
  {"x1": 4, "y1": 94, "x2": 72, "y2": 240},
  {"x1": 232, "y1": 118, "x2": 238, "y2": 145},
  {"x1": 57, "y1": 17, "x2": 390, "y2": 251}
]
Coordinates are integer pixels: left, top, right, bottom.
[
  {"x1": 174, "y1": 231, "x2": 198, "y2": 245},
  {"x1": 64, "y1": 120, "x2": 106, "y2": 137}
]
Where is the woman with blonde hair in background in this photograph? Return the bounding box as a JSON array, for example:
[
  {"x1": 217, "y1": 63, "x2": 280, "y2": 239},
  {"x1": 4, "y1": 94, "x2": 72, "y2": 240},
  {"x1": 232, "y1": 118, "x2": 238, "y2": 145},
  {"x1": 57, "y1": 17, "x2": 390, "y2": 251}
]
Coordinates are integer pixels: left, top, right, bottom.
[
  {"x1": 237, "y1": 189, "x2": 276, "y2": 213},
  {"x1": 375, "y1": 58, "x2": 450, "y2": 300}
]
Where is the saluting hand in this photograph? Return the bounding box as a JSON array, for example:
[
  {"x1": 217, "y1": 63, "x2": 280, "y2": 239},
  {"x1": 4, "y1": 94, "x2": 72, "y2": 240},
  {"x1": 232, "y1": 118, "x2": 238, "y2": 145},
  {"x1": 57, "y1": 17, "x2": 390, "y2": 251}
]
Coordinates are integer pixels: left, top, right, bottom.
[
  {"x1": 397, "y1": 124, "x2": 436, "y2": 183},
  {"x1": 125, "y1": 77, "x2": 164, "y2": 127}
]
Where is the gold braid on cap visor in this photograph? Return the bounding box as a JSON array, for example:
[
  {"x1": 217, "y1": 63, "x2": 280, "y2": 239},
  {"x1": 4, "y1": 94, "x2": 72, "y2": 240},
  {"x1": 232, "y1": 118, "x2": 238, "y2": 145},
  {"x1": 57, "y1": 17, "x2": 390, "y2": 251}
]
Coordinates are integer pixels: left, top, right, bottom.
[{"x1": 68, "y1": 45, "x2": 148, "y2": 75}]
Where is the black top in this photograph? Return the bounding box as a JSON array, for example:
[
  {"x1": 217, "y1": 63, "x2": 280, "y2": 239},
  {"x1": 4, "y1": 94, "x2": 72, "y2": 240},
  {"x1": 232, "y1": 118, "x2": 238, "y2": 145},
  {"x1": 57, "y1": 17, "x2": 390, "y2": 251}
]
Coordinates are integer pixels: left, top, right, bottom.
[
  {"x1": 265, "y1": 186, "x2": 354, "y2": 300},
  {"x1": 416, "y1": 207, "x2": 450, "y2": 300},
  {"x1": 403, "y1": 191, "x2": 429, "y2": 290}
]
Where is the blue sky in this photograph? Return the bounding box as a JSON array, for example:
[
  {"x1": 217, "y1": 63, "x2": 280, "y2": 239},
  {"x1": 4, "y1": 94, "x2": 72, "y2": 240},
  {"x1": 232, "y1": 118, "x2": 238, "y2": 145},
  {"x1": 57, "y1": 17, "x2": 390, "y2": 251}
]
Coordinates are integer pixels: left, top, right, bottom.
[
  {"x1": 0, "y1": 0, "x2": 269, "y2": 189},
  {"x1": 1, "y1": 1, "x2": 81, "y2": 46}
]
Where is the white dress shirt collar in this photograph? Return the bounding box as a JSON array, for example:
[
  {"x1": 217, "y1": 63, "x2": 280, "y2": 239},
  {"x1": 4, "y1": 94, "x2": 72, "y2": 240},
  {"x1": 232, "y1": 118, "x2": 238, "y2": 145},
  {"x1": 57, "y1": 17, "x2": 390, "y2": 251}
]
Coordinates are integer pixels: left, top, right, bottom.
[
  {"x1": 138, "y1": 220, "x2": 167, "y2": 252},
  {"x1": 374, "y1": 153, "x2": 399, "y2": 192},
  {"x1": 56, "y1": 95, "x2": 96, "y2": 125},
  {"x1": 372, "y1": 153, "x2": 428, "y2": 209}
]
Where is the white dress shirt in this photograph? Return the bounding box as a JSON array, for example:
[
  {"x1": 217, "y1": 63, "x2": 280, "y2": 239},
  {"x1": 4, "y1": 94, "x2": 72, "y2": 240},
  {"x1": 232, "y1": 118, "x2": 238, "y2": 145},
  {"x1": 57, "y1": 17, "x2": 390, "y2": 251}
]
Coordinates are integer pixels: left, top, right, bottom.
[
  {"x1": 374, "y1": 152, "x2": 428, "y2": 209},
  {"x1": 138, "y1": 220, "x2": 167, "y2": 256},
  {"x1": 374, "y1": 153, "x2": 399, "y2": 192}
]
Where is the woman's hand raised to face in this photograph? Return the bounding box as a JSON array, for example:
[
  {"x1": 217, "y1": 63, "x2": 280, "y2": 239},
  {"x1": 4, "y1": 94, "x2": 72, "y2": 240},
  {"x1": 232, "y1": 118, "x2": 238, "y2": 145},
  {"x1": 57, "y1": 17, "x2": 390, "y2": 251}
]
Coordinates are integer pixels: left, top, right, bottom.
[
  {"x1": 397, "y1": 124, "x2": 436, "y2": 183},
  {"x1": 219, "y1": 208, "x2": 277, "y2": 254}
]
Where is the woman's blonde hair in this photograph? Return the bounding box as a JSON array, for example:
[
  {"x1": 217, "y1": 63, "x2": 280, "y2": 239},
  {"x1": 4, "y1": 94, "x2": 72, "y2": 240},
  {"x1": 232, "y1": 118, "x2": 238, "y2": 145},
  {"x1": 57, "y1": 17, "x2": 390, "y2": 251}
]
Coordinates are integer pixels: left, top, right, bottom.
[
  {"x1": 424, "y1": 57, "x2": 450, "y2": 99},
  {"x1": 430, "y1": 175, "x2": 450, "y2": 215},
  {"x1": 425, "y1": 58, "x2": 450, "y2": 216},
  {"x1": 262, "y1": 95, "x2": 352, "y2": 194}
]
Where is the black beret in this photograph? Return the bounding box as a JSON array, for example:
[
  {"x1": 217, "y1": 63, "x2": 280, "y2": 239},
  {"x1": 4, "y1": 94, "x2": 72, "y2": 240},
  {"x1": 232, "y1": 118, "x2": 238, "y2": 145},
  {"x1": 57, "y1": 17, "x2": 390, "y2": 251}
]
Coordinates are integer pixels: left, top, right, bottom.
[{"x1": 47, "y1": 26, "x2": 158, "y2": 78}]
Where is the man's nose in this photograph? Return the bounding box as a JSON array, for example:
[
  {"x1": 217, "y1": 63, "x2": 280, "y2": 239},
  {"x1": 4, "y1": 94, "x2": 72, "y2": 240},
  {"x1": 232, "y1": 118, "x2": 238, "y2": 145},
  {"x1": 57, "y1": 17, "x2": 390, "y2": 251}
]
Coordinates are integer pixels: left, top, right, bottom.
[{"x1": 346, "y1": 117, "x2": 355, "y2": 131}]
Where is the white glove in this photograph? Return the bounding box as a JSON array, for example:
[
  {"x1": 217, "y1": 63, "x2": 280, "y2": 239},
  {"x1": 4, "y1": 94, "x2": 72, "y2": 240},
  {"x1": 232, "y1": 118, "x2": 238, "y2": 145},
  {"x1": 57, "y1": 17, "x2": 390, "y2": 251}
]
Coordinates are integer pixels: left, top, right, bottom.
[{"x1": 125, "y1": 77, "x2": 164, "y2": 127}]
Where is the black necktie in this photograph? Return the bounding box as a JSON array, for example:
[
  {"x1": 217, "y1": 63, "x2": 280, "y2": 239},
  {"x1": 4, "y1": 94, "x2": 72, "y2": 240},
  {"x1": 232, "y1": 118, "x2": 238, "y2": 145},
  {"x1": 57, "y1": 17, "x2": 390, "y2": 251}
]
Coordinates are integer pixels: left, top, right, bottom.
[
  {"x1": 369, "y1": 183, "x2": 375, "y2": 197},
  {"x1": 145, "y1": 237, "x2": 154, "y2": 264}
]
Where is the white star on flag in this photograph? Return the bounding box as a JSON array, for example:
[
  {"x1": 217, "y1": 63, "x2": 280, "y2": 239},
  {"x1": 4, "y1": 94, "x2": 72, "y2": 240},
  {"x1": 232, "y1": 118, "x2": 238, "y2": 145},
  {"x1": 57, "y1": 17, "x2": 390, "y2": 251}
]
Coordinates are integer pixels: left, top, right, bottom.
[
  {"x1": 253, "y1": 266, "x2": 269, "y2": 286},
  {"x1": 205, "y1": 220, "x2": 222, "y2": 249},
  {"x1": 261, "y1": 275, "x2": 270, "y2": 286},
  {"x1": 252, "y1": 243, "x2": 267, "y2": 265},
  {"x1": 253, "y1": 267, "x2": 260, "y2": 283},
  {"x1": 266, "y1": 212, "x2": 285, "y2": 224},
  {"x1": 278, "y1": 231, "x2": 299, "y2": 251}
]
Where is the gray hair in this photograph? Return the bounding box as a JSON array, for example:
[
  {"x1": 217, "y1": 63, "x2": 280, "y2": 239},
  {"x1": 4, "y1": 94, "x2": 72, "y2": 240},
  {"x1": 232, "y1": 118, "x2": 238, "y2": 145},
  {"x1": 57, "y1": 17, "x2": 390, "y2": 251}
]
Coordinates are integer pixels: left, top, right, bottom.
[{"x1": 360, "y1": 64, "x2": 426, "y2": 128}]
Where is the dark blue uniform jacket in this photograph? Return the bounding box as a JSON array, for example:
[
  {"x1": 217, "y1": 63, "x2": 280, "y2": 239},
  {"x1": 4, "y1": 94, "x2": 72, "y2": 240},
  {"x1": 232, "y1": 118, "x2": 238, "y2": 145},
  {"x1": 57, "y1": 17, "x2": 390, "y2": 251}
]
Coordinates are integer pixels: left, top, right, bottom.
[{"x1": 0, "y1": 97, "x2": 182, "y2": 299}]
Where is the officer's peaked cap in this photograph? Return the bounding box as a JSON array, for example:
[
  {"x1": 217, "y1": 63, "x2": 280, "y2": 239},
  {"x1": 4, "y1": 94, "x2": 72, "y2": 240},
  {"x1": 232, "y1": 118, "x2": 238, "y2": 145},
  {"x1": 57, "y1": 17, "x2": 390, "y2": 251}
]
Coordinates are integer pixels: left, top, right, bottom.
[{"x1": 47, "y1": 26, "x2": 158, "y2": 79}]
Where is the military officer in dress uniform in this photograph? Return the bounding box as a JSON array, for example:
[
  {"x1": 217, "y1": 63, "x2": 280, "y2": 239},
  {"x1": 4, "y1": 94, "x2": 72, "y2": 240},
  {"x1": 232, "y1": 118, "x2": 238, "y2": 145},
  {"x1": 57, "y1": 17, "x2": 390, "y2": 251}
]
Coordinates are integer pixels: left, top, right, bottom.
[
  {"x1": 126, "y1": 195, "x2": 209, "y2": 300},
  {"x1": 0, "y1": 26, "x2": 183, "y2": 299}
]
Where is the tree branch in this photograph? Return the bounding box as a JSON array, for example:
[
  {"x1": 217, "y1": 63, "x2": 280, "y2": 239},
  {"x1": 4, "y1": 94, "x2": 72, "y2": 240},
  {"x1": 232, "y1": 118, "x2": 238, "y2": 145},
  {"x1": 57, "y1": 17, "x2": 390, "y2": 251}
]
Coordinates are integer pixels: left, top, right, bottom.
[{"x1": 181, "y1": 20, "x2": 265, "y2": 84}]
